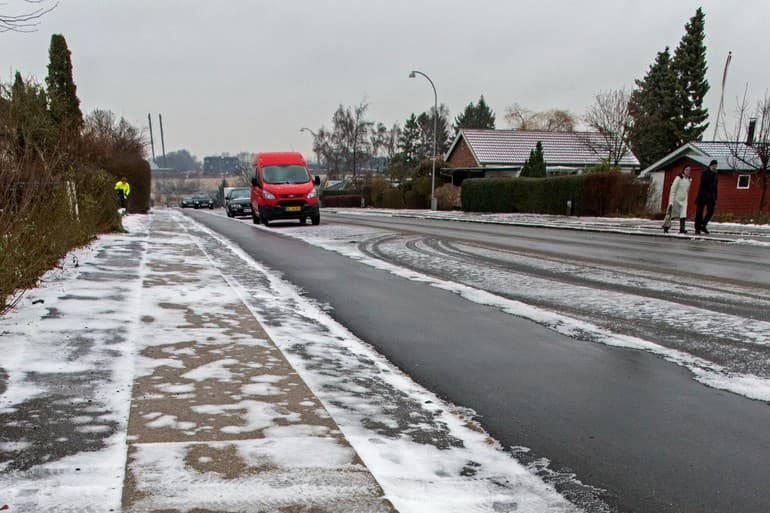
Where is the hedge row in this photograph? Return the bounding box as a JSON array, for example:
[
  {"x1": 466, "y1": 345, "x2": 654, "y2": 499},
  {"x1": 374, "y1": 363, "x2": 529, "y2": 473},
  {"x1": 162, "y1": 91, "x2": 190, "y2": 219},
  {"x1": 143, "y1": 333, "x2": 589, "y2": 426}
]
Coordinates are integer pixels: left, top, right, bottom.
[
  {"x1": 321, "y1": 194, "x2": 362, "y2": 208},
  {"x1": 461, "y1": 172, "x2": 648, "y2": 216}
]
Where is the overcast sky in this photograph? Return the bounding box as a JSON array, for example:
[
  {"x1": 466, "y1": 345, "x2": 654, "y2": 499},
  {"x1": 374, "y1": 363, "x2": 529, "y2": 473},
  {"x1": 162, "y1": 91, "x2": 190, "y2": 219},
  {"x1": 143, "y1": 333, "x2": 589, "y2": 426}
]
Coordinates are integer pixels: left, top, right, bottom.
[{"x1": 3, "y1": 0, "x2": 770, "y2": 162}]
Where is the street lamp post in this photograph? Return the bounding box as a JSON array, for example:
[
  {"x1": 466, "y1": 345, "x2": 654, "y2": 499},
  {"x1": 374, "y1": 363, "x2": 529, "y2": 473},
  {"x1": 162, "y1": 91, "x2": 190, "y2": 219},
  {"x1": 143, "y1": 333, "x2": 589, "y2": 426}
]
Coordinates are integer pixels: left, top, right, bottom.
[
  {"x1": 409, "y1": 70, "x2": 438, "y2": 210},
  {"x1": 300, "y1": 127, "x2": 322, "y2": 177}
]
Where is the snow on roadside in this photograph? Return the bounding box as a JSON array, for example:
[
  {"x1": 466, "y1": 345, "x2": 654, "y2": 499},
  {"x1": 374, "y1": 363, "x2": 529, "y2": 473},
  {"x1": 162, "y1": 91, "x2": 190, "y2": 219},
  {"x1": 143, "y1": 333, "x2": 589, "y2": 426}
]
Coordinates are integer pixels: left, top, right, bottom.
[{"x1": 180, "y1": 212, "x2": 592, "y2": 513}]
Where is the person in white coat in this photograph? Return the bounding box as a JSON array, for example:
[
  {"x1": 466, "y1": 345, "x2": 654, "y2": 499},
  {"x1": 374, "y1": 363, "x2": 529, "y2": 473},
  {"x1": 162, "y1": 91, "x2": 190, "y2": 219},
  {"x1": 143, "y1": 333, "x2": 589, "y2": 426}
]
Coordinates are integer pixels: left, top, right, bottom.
[{"x1": 666, "y1": 165, "x2": 692, "y2": 234}]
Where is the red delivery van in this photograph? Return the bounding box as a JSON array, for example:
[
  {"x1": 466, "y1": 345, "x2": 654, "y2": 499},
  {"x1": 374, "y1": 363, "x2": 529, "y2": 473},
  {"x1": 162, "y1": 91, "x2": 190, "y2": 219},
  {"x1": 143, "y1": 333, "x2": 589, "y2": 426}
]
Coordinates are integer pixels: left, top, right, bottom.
[{"x1": 250, "y1": 152, "x2": 321, "y2": 226}]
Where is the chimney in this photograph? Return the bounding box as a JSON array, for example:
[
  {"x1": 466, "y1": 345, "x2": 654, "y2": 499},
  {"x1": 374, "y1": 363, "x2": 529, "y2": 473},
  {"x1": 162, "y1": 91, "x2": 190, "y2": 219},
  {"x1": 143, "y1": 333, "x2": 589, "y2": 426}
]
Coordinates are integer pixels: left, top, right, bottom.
[{"x1": 746, "y1": 117, "x2": 757, "y2": 146}]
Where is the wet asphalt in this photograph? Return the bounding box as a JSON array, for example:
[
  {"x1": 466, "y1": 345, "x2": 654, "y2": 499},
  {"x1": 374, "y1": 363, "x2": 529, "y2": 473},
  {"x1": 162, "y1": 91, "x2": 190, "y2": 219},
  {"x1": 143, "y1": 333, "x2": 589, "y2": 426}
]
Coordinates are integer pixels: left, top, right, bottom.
[{"x1": 187, "y1": 210, "x2": 770, "y2": 513}]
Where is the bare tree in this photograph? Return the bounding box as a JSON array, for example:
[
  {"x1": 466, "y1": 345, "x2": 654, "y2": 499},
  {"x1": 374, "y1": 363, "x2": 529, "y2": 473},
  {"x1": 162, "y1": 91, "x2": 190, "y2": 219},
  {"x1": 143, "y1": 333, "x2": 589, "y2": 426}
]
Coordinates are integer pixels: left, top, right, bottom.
[
  {"x1": 368, "y1": 122, "x2": 388, "y2": 171},
  {"x1": 82, "y1": 109, "x2": 146, "y2": 160},
  {"x1": 725, "y1": 91, "x2": 770, "y2": 213},
  {"x1": 583, "y1": 88, "x2": 633, "y2": 165},
  {"x1": 1, "y1": 1, "x2": 57, "y2": 33},
  {"x1": 504, "y1": 103, "x2": 576, "y2": 131}
]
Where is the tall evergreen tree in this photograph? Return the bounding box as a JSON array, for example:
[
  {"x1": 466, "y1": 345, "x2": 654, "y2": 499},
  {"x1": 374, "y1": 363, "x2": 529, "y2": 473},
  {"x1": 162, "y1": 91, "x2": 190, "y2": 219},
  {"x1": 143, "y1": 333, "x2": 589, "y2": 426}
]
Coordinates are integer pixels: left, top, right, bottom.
[
  {"x1": 453, "y1": 95, "x2": 496, "y2": 131},
  {"x1": 397, "y1": 113, "x2": 424, "y2": 166},
  {"x1": 519, "y1": 141, "x2": 546, "y2": 177},
  {"x1": 628, "y1": 48, "x2": 683, "y2": 168},
  {"x1": 629, "y1": 8, "x2": 710, "y2": 167},
  {"x1": 672, "y1": 7, "x2": 709, "y2": 142},
  {"x1": 46, "y1": 33, "x2": 83, "y2": 139}
]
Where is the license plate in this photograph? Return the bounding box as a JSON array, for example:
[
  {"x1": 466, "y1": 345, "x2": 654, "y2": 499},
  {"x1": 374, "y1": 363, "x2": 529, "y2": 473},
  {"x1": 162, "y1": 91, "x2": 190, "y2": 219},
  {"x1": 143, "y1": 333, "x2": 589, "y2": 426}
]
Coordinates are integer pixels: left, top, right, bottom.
[{"x1": 285, "y1": 206, "x2": 301, "y2": 212}]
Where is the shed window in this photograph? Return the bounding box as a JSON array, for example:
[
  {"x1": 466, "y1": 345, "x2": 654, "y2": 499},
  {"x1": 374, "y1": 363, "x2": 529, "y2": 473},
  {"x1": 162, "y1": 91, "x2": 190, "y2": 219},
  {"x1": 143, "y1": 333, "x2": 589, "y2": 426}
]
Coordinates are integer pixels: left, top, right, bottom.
[{"x1": 737, "y1": 175, "x2": 750, "y2": 189}]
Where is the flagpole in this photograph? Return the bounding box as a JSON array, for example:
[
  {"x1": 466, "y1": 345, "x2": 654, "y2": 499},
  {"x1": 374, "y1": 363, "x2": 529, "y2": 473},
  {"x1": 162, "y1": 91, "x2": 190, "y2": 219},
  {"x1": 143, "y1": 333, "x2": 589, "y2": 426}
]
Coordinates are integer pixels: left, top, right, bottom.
[{"x1": 713, "y1": 51, "x2": 732, "y2": 141}]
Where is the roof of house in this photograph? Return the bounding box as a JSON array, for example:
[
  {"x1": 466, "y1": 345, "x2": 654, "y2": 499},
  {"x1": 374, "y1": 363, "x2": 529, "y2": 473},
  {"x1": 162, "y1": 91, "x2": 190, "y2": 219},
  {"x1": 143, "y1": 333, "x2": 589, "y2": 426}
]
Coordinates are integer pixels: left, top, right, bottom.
[
  {"x1": 638, "y1": 141, "x2": 763, "y2": 177},
  {"x1": 446, "y1": 129, "x2": 640, "y2": 168}
]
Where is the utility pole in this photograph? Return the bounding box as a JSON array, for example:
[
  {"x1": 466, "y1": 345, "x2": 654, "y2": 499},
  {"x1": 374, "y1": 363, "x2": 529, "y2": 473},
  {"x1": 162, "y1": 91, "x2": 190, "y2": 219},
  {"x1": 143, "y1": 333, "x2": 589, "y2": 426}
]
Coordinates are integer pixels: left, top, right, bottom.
[
  {"x1": 148, "y1": 113, "x2": 156, "y2": 163},
  {"x1": 158, "y1": 114, "x2": 167, "y2": 167}
]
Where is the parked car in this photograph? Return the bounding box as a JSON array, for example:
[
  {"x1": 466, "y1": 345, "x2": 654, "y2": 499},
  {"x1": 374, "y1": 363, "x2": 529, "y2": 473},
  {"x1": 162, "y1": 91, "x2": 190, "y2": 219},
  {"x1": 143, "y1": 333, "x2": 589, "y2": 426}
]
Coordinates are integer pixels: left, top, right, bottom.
[
  {"x1": 250, "y1": 152, "x2": 321, "y2": 226},
  {"x1": 225, "y1": 188, "x2": 252, "y2": 218},
  {"x1": 192, "y1": 193, "x2": 214, "y2": 209},
  {"x1": 180, "y1": 196, "x2": 195, "y2": 208}
]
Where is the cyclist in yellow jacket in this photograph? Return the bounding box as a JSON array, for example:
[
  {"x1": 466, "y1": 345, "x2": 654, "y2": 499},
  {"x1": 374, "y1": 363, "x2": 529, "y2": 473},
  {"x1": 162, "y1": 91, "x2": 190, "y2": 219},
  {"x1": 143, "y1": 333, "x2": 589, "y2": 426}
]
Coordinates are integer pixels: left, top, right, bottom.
[{"x1": 114, "y1": 177, "x2": 130, "y2": 210}]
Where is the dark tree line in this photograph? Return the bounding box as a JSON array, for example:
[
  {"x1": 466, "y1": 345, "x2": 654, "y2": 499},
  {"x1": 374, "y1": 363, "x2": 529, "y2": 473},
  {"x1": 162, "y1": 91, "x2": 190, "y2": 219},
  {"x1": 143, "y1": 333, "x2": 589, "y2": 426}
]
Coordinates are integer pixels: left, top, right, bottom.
[{"x1": 307, "y1": 95, "x2": 497, "y2": 182}]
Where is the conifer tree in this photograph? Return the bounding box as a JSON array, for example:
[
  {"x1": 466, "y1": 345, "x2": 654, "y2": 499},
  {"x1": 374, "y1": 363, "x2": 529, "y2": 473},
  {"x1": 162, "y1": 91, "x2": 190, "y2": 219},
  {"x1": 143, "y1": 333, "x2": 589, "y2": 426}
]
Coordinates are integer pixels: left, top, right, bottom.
[
  {"x1": 520, "y1": 141, "x2": 546, "y2": 177},
  {"x1": 628, "y1": 48, "x2": 682, "y2": 168},
  {"x1": 453, "y1": 95, "x2": 496, "y2": 131},
  {"x1": 46, "y1": 33, "x2": 83, "y2": 140},
  {"x1": 397, "y1": 113, "x2": 424, "y2": 166},
  {"x1": 629, "y1": 8, "x2": 710, "y2": 167},
  {"x1": 672, "y1": 7, "x2": 709, "y2": 142}
]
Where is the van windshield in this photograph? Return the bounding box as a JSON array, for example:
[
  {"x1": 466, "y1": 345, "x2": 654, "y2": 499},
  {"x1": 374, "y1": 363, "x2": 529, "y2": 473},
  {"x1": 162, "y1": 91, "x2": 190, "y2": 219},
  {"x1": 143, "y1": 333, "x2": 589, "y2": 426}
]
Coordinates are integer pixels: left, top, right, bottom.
[{"x1": 262, "y1": 165, "x2": 310, "y2": 184}]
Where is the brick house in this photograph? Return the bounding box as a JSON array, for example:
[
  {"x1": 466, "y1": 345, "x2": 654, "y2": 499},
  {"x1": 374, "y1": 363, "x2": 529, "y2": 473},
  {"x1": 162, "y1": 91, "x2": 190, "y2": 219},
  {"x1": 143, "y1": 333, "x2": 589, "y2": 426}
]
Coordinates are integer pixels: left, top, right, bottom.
[
  {"x1": 443, "y1": 129, "x2": 639, "y2": 184},
  {"x1": 639, "y1": 141, "x2": 770, "y2": 216}
]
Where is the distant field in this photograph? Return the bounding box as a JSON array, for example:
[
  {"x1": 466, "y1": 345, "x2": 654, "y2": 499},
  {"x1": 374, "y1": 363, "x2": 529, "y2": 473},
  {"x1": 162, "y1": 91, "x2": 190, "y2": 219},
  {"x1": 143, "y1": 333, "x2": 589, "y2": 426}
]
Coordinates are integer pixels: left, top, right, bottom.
[{"x1": 151, "y1": 175, "x2": 250, "y2": 206}]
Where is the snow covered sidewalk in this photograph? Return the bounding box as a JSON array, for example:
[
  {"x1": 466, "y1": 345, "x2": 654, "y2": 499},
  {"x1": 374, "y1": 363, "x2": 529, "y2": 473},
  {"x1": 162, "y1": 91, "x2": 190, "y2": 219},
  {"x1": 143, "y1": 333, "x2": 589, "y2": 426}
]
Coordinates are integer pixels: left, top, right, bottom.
[
  {"x1": 1, "y1": 209, "x2": 598, "y2": 513},
  {"x1": 0, "y1": 211, "x2": 395, "y2": 512}
]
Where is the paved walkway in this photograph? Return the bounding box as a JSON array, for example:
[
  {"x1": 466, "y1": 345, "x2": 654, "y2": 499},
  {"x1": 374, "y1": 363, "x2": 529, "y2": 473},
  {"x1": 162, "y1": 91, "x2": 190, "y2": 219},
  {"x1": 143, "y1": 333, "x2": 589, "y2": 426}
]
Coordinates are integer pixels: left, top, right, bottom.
[{"x1": 122, "y1": 213, "x2": 397, "y2": 512}]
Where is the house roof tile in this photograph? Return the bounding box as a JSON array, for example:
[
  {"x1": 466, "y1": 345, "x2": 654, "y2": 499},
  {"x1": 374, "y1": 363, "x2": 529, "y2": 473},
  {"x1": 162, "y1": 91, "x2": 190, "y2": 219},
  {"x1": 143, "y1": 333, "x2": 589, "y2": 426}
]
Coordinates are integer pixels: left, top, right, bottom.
[
  {"x1": 639, "y1": 141, "x2": 763, "y2": 176},
  {"x1": 452, "y1": 129, "x2": 640, "y2": 167}
]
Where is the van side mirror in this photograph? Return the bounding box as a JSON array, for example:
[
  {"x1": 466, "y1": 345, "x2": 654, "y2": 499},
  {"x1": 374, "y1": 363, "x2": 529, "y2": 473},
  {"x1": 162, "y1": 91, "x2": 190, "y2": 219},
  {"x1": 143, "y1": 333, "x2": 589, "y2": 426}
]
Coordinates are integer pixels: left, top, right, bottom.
[
  {"x1": 251, "y1": 177, "x2": 259, "y2": 187},
  {"x1": 314, "y1": 176, "x2": 321, "y2": 186}
]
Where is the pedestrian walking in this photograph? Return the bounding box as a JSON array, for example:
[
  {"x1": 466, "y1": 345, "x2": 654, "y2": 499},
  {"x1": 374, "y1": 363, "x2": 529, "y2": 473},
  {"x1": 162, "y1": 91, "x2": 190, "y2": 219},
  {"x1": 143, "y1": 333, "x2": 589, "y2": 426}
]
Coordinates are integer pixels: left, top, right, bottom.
[
  {"x1": 114, "y1": 177, "x2": 130, "y2": 213},
  {"x1": 663, "y1": 165, "x2": 692, "y2": 234},
  {"x1": 695, "y1": 160, "x2": 718, "y2": 235}
]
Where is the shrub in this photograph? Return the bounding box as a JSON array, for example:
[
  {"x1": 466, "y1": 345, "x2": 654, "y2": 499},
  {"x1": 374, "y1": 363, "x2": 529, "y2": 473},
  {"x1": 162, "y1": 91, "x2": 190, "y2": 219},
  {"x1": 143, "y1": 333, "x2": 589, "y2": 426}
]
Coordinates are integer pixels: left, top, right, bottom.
[
  {"x1": 321, "y1": 194, "x2": 362, "y2": 208},
  {"x1": 362, "y1": 174, "x2": 389, "y2": 207},
  {"x1": 461, "y1": 172, "x2": 647, "y2": 216},
  {"x1": 404, "y1": 190, "x2": 427, "y2": 209},
  {"x1": 100, "y1": 155, "x2": 151, "y2": 213},
  {"x1": 434, "y1": 183, "x2": 461, "y2": 210},
  {"x1": 381, "y1": 189, "x2": 404, "y2": 209},
  {"x1": 583, "y1": 172, "x2": 648, "y2": 216}
]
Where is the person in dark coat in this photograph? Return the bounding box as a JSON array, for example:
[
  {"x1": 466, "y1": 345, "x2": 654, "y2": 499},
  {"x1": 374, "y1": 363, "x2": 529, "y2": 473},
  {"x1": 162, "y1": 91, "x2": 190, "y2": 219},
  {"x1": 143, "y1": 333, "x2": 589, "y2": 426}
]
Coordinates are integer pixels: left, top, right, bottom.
[{"x1": 695, "y1": 160, "x2": 718, "y2": 235}]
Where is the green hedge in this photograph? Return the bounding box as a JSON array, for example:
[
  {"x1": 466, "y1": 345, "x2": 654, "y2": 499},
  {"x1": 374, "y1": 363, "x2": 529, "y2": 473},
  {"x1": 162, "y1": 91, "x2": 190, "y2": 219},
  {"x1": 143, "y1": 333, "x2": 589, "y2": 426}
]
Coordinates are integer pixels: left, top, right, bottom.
[
  {"x1": 321, "y1": 189, "x2": 356, "y2": 198},
  {"x1": 101, "y1": 156, "x2": 151, "y2": 213},
  {"x1": 461, "y1": 172, "x2": 647, "y2": 216},
  {"x1": 322, "y1": 194, "x2": 362, "y2": 208}
]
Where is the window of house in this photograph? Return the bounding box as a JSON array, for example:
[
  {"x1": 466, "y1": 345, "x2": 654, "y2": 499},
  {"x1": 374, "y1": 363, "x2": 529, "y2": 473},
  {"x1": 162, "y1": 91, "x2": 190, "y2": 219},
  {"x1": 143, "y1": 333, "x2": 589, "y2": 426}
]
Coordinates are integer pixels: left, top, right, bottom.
[{"x1": 737, "y1": 175, "x2": 751, "y2": 189}]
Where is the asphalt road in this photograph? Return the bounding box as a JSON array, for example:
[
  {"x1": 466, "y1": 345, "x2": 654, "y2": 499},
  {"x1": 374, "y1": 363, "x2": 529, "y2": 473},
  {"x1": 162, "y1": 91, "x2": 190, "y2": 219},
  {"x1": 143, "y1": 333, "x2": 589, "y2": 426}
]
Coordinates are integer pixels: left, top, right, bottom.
[
  {"x1": 323, "y1": 211, "x2": 770, "y2": 288},
  {"x1": 186, "y1": 210, "x2": 770, "y2": 513}
]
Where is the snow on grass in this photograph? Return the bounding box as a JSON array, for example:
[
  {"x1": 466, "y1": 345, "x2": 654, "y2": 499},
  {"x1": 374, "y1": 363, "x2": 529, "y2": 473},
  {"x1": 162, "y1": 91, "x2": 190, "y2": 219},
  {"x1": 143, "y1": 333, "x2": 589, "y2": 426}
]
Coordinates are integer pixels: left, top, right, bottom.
[{"x1": 0, "y1": 213, "x2": 151, "y2": 512}]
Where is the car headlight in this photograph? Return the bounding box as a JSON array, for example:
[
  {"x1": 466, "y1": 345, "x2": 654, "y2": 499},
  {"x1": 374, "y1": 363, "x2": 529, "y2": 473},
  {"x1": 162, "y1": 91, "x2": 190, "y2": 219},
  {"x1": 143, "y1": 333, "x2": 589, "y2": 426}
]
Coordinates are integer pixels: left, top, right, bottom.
[
  {"x1": 263, "y1": 190, "x2": 276, "y2": 200},
  {"x1": 307, "y1": 187, "x2": 318, "y2": 199}
]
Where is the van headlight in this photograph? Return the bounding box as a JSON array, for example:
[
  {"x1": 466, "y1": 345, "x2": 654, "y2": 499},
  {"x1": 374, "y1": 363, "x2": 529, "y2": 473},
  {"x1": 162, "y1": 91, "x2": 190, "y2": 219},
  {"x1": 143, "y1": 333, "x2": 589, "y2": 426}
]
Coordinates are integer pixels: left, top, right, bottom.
[
  {"x1": 307, "y1": 187, "x2": 318, "y2": 199},
  {"x1": 263, "y1": 190, "x2": 276, "y2": 200}
]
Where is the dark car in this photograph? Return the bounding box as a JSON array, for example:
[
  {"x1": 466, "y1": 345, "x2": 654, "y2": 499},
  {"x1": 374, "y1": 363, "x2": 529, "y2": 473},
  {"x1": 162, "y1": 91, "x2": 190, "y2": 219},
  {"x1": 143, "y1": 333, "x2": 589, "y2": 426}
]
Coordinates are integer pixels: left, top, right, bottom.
[
  {"x1": 180, "y1": 196, "x2": 195, "y2": 208},
  {"x1": 192, "y1": 193, "x2": 214, "y2": 209},
  {"x1": 225, "y1": 188, "x2": 252, "y2": 218}
]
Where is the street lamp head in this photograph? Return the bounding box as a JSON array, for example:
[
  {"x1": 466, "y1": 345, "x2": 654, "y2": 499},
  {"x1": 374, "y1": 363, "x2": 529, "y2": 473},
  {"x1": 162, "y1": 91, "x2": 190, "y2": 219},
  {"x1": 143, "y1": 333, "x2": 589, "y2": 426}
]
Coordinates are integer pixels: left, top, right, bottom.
[{"x1": 409, "y1": 71, "x2": 416, "y2": 78}]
